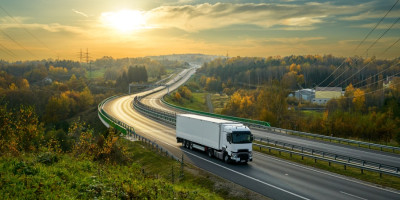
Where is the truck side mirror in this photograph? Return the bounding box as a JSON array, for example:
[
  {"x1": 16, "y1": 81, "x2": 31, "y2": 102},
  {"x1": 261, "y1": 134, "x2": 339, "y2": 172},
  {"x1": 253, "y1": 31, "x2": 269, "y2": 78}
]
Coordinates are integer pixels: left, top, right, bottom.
[
  {"x1": 250, "y1": 135, "x2": 254, "y2": 142},
  {"x1": 226, "y1": 134, "x2": 232, "y2": 144}
]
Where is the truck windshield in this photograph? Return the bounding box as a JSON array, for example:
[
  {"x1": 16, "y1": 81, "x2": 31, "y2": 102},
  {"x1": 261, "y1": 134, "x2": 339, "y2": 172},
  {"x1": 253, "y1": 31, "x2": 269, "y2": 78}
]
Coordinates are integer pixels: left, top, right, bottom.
[{"x1": 231, "y1": 131, "x2": 252, "y2": 144}]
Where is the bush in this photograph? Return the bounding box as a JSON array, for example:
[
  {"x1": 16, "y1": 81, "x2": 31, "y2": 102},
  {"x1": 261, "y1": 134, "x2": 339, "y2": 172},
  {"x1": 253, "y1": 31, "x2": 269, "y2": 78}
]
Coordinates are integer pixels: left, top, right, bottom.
[
  {"x1": 12, "y1": 161, "x2": 38, "y2": 176},
  {"x1": 36, "y1": 152, "x2": 59, "y2": 165}
]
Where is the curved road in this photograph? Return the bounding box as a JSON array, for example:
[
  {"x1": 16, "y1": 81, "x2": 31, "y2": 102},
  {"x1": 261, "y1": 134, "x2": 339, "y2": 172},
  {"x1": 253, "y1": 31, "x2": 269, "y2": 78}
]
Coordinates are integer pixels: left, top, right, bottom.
[{"x1": 103, "y1": 68, "x2": 400, "y2": 200}]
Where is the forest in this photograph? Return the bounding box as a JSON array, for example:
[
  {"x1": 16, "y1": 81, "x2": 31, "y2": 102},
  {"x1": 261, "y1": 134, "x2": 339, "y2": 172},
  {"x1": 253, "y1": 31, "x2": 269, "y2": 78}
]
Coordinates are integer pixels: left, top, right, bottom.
[
  {"x1": 175, "y1": 55, "x2": 400, "y2": 144},
  {"x1": 0, "y1": 56, "x2": 234, "y2": 199}
]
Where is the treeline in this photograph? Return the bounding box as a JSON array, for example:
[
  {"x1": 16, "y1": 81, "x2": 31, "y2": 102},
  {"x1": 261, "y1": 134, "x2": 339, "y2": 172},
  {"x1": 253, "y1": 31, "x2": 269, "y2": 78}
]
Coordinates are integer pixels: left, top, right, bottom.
[
  {"x1": 1, "y1": 60, "x2": 84, "y2": 83},
  {"x1": 96, "y1": 56, "x2": 186, "y2": 81},
  {"x1": 115, "y1": 65, "x2": 148, "y2": 91},
  {"x1": 195, "y1": 56, "x2": 400, "y2": 144},
  {"x1": 199, "y1": 55, "x2": 400, "y2": 90}
]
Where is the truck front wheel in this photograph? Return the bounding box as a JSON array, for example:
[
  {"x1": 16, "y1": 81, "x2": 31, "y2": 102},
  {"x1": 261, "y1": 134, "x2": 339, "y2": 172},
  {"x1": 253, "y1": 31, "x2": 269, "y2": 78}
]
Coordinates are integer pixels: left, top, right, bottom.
[{"x1": 223, "y1": 154, "x2": 230, "y2": 163}]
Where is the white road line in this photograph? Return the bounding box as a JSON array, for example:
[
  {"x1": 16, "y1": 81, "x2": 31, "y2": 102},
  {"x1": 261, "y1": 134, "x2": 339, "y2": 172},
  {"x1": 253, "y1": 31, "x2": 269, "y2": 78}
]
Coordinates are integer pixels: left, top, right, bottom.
[
  {"x1": 158, "y1": 140, "x2": 310, "y2": 200},
  {"x1": 340, "y1": 191, "x2": 368, "y2": 200},
  {"x1": 254, "y1": 152, "x2": 400, "y2": 195}
]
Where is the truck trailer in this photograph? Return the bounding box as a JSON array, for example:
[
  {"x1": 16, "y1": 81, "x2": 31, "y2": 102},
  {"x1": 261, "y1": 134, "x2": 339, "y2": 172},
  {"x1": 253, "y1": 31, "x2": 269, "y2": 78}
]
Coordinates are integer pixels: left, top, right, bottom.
[{"x1": 176, "y1": 114, "x2": 253, "y2": 163}]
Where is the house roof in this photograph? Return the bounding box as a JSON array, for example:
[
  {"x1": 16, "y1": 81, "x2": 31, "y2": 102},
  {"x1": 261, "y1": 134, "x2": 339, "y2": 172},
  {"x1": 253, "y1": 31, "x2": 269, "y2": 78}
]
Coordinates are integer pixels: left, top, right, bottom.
[{"x1": 316, "y1": 87, "x2": 342, "y2": 92}]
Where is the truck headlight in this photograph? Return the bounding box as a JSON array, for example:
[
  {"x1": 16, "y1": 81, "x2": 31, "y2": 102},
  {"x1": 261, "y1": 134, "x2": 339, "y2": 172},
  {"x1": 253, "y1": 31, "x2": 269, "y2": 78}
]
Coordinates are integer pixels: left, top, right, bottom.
[{"x1": 231, "y1": 153, "x2": 237, "y2": 158}]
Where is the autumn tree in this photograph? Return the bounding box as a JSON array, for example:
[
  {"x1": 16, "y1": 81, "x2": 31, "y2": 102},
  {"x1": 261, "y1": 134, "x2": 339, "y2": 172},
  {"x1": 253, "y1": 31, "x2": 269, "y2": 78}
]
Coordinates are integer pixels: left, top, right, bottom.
[{"x1": 352, "y1": 88, "x2": 365, "y2": 112}]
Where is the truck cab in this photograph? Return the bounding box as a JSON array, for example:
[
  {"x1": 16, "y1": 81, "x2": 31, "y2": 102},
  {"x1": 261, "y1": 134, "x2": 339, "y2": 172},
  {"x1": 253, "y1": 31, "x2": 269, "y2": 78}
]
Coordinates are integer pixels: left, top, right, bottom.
[{"x1": 221, "y1": 125, "x2": 253, "y2": 163}]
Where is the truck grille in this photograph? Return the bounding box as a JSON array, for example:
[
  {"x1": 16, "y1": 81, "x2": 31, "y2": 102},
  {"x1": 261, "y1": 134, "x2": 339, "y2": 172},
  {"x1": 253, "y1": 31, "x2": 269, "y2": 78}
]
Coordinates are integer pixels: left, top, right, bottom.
[
  {"x1": 238, "y1": 154, "x2": 249, "y2": 160},
  {"x1": 238, "y1": 149, "x2": 249, "y2": 153}
]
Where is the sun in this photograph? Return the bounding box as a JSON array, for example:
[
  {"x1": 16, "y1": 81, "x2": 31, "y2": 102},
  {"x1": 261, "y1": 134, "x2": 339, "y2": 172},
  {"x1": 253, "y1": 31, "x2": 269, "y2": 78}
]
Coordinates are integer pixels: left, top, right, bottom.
[{"x1": 101, "y1": 10, "x2": 146, "y2": 33}]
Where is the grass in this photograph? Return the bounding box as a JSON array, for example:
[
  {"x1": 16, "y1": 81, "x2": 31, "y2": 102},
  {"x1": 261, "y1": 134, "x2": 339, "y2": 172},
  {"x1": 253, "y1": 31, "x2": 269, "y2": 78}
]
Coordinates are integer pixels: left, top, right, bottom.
[
  {"x1": 283, "y1": 132, "x2": 400, "y2": 154},
  {"x1": 253, "y1": 142, "x2": 400, "y2": 190},
  {"x1": 86, "y1": 68, "x2": 106, "y2": 79},
  {"x1": 165, "y1": 92, "x2": 208, "y2": 112},
  {"x1": 0, "y1": 138, "x2": 264, "y2": 200},
  {"x1": 211, "y1": 93, "x2": 229, "y2": 114}
]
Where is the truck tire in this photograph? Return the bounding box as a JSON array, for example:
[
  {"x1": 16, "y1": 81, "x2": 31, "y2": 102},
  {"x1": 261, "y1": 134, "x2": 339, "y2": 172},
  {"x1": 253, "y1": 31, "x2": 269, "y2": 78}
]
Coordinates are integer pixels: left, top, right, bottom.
[
  {"x1": 185, "y1": 140, "x2": 190, "y2": 149},
  {"x1": 183, "y1": 140, "x2": 187, "y2": 148},
  {"x1": 207, "y1": 149, "x2": 213, "y2": 158},
  {"x1": 189, "y1": 142, "x2": 193, "y2": 150},
  {"x1": 223, "y1": 154, "x2": 230, "y2": 163}
]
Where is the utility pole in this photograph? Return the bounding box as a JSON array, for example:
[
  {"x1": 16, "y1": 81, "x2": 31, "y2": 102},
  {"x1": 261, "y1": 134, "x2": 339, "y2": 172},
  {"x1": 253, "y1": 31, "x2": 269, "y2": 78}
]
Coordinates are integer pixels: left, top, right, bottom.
[
  {"x1": 85, "y1": 48, "x2": 92, "y2": 78},
  {"x1": 78, "y1": 48, "x2": 83, "y2": 63},
  {"x1": 85, "y1": 48, "x2": 89, "y2": 64}
]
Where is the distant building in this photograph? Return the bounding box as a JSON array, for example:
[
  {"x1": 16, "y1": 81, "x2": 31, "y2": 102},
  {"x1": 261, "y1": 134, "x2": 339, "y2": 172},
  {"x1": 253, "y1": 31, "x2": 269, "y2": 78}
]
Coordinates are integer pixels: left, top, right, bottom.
[
  {"x1": 383, "y1": 77, "x2": 399, "y2": 89},
  {"x1": 294, "y1": 89, "x2": 315, "y2": 102},
  {"x1": 43, "y1": 77, "x2": 52, "y2": 85},
  {"x1": 312, "y1": 87, "x2": 342, "y2": 105}
]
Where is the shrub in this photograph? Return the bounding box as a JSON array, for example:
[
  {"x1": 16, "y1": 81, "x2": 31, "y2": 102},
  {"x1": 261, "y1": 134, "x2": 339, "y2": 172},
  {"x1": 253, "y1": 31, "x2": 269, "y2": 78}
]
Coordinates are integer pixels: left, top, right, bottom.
[{"x1": 36, "y1": 152, "x2": 59, "y2": 165}]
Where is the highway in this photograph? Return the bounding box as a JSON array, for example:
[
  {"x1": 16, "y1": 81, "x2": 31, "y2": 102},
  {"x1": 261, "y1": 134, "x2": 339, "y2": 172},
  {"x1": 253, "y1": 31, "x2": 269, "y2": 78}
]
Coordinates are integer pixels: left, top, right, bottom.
[
  {"x1": 103, "y1": 67, "x2": 400, "y2": 200},
  {"x1": 141, "y1": 87, "x2": 400, "y2": 168}
]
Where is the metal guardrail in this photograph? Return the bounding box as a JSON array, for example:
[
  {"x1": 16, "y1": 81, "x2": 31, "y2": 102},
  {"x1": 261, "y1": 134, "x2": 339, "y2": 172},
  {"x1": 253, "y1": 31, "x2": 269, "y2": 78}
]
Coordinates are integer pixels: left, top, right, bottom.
[
  {"x1": 160, "y1": 98, "x2": 400, "y2": 153},
  {"x1": 161, "y1": 97, "x2": 271, "y2": 127},
  {"x1": 133, "y1": 96, "x2": 176, "y2": 125},
  {"x1": 254, "y1": 143, "x2": 400, "y2": 177},
  {"x1": 98, "y1": 96, "x2": 181, "y2": 162},
  {"x1": 254, "y1": 137, "x2": 400, "y2": 175},
  {"x1": 261, "y1": 127, "x2": 400, "y2": 153},
  {"x1": 132, "y1": 96, "x2": 400, "y2": 177}
]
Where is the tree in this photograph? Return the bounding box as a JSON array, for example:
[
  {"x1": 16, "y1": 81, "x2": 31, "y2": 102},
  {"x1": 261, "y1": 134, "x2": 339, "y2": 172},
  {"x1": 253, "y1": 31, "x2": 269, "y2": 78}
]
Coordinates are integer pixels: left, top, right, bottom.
[
  {"x1": 353, "y1": 88, "x2": 365, "y2": 112},
  {"x1": 174, "y1": 92, "x2": 182, "y2": 103}
]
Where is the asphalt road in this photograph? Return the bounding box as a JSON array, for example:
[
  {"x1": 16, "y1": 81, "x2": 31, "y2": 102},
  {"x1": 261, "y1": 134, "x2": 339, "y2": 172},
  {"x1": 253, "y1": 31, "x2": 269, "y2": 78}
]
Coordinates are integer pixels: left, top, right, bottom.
[
  {"x1": 103, "y1": 68, "x2": 400, "y2": 200},
  {"x1": 141, "y1": 80, "x2": 400, "y2": 168}
]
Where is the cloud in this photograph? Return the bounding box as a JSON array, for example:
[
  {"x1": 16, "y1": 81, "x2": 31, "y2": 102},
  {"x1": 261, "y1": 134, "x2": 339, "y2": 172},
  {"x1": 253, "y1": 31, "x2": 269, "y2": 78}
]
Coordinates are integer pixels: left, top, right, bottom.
[
  {"x1": 355, "y1": 23, "x2": 400, "y2": 29},
  {"x1": 72, "y1": 9, "x2": 89, "y2": 17},
  {"x1": 0, "y1": 18, "x2": 85, "y2": 35},
  {"x1": 258, "y1": 37, "x2": 326, "y2": 45},
  {"x1": 144, "y1": 2, "x2": 369, "y2": 32}
]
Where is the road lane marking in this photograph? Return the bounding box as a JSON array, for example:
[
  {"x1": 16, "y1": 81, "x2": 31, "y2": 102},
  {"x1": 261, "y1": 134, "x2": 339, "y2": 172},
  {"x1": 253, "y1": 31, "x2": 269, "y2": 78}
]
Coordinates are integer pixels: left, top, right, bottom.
[
  {"x1": 340, "y1": 191, "x2": 368, "y2": 200},
  {"x1": 158, "y1": 140, "x2": 310, "y2": 200},
  {"x1": 254, "y1": 152, "x2": 400, "y2": 195}
]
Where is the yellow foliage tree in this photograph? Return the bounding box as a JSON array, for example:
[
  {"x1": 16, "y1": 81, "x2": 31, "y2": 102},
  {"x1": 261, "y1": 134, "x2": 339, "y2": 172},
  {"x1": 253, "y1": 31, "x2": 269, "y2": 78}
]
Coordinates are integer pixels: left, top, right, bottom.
[
  {"x1": 352, "y1": 88, "x2": 365, "y2": 112},
  {"x1": 9, "y1": 83, "x2": 17, "y2": 90}
]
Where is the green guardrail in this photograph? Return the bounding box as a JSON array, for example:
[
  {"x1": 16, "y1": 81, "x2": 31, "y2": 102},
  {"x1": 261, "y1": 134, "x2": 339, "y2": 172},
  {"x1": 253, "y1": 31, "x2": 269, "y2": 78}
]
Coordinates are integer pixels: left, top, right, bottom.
[
  {"x1": 98, "y1": 96, "x2": 128, "y2": 135},
  {"x1": 161, "y1": 98, "x2": 271, "y2": 127}
]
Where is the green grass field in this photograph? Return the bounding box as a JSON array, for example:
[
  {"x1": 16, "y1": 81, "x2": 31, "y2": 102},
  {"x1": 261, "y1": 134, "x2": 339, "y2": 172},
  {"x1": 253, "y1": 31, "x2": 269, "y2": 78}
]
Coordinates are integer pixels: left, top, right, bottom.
[
  {"x1": 165, "y1": 92, "x2": 208, "y2": 112},
  {"x1": 86, "y1": 68, "x2": 106, "y2": 79},
  {"x1": 0, "y1": 139, "x2": 263, "y2": 199}
]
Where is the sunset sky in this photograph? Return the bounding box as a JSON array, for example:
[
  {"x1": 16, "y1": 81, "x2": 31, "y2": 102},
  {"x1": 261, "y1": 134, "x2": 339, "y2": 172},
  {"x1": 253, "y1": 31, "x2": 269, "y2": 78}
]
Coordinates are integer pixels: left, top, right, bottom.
[{"x1": 1, "y1": 0, "x2": 399, "y2": 61}]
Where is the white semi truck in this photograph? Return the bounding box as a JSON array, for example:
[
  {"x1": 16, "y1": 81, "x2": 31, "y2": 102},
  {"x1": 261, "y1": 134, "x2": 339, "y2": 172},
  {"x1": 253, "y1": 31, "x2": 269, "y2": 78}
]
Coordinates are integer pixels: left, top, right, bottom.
[{"x1": 176, "y1": 114, "x2": 253, "y2": 163}]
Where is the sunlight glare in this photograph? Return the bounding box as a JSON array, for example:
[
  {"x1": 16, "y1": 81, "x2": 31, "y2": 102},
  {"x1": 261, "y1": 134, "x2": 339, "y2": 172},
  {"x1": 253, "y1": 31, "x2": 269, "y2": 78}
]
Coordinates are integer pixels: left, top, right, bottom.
[{"x1": 101, "y1": 10, "x2": 146, "y2": 33}]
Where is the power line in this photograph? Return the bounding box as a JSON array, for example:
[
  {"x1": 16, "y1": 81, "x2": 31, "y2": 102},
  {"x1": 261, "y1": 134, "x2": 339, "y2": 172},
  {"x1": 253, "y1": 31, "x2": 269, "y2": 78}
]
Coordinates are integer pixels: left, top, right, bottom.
[
  {"x1": 365, "y1": 16, "x2": 400, "y2": 54},
  {"x1": 0, "y1": 43, "x2": 19, "y2": 59},
  {"x1": 0, "y1": 5, "x2": 57, "y2": 57},
  {"x1": 332, "y1": 58, "x2": 375, "y2": 88},
  {"x1": 0, "y1": 29, "x2": 38, "y2": 59},
  {"x1": 352, "y1": 62, "x2": 400, "y2": 87},
  {"x1": 341, "y1": 80, "x2": 400, "y2": 100},
  {"x1": 315, "y1": 58, "x2": 346, "y2": 87},
  {"x1": 317, "y1": 1, "x2": 399, "y2": 88},
  {"x1": 325, "y1": 65, "x2": 350, "y2": 87},
  {"x1": 359, "y1": 70, "x2": 400, "y2": 90},
  {"x1": 354, "y1": 0, "x2": 399, "y2": 52},
  {"x1": 383, "y1": 37, "x2": 400, "y2": 54}
]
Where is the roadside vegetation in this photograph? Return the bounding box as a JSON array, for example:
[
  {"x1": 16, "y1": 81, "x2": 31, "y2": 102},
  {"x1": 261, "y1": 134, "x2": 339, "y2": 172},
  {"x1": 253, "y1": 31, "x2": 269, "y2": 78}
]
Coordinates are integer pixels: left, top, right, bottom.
[
  {"x1": 253, "y1": 141, "x2": 400, "y2": 190},
  {"x1": 0, "y1": 55, "x2": 266, "y2": 199},
  {"x1": 166, "y1": 55, "x2": 400, "y2": 146}
]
